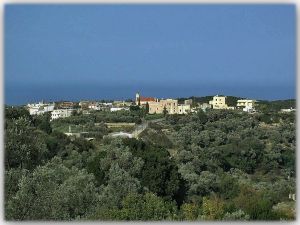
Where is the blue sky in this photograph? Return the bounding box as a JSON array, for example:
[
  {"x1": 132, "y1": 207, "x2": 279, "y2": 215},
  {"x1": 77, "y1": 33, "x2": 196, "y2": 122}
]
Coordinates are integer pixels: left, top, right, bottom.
[{"x1": 5, "y1": 4, "x2": 296, "y2": 104}]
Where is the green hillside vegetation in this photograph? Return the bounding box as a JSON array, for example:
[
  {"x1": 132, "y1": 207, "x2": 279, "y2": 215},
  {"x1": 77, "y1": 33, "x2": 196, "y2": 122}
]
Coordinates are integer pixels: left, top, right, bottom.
[{"x1": 4, "y1": 98, "x2": 296, "y2": 221}]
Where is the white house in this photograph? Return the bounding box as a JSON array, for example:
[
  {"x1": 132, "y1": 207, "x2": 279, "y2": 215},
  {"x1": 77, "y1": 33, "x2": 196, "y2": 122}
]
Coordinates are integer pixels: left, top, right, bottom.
[
  {"x1": 51, "y1": 109, "x2": 74, "y2": 120},
  {"x1": 237, "y1": 99, "x2": 257, "y2": 113},
  {"x1": 199, "y1": 103, "x2": 211, "y2": 111},
  {"x1": 281, "y1": 108, "x2": 296, "y2": 113},
  {"x1": 177, "y1": 104, "x2": 191, "y2": 114},
  {"x1": 27, "y1": 101, "x2": 55, "y2": 115},
  {"x1": 88, "y1": 103, "x2": 102, "y2": 111},
  {"x1": 89, "y1": 102, "x2": 113, "y2": 111},
  {"x1": 110, "y1": 107, "x2": 129, "y2": 112}
]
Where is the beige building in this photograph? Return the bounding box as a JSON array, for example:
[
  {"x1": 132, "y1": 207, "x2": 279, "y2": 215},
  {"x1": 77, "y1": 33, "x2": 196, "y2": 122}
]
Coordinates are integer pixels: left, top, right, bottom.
[
  {"x1": 148, "y1": 99, "x2": 177, "y2": 114},
  {"x1": 148, "y1": 99, "x2": 190, "y2": 114},
  {"x1": 209, "y1": 95, "x2": 229, "y2": 109}
]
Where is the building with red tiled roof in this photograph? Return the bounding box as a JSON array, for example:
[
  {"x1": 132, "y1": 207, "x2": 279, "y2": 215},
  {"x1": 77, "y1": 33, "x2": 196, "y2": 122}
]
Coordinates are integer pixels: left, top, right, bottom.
[
  {"x1": 135, "y1": 92, "x2": 157, "y2": 106},
  {"x1": 139, "y1": 96, "x2": 156, "y2": 102}
]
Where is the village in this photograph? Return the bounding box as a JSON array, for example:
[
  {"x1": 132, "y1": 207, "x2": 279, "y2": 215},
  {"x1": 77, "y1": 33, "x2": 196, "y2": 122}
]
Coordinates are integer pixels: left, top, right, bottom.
[{"x1": 26, "y1": 92, "x2": 272, "y2": 120}]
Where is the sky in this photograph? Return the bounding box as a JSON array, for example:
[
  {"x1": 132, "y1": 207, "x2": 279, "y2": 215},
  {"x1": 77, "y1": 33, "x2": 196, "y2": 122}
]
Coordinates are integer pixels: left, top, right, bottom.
[{"x1": 5, "y1": 4, "x2": 296, "y2": 105}]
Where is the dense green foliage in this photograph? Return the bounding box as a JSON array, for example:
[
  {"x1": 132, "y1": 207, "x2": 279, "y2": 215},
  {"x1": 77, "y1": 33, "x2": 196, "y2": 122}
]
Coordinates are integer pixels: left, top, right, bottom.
[
  {"x1": 257, "y1": 99, "x2": 295, "y2": 113},
  {"x1": 4, "y1": 101, "x2": 296, "y2": 221}
]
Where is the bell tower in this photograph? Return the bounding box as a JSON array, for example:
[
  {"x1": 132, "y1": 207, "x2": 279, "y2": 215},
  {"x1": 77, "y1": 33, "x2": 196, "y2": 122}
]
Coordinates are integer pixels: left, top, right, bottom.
[{"x1": 135, "y1": 92, "x2": 140, "y2": 105}]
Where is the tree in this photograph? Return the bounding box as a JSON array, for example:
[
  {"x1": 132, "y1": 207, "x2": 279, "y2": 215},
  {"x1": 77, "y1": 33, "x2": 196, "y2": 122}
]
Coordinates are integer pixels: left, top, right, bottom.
[
  {"x1": 97, "y1": 163, "x2": 142, "y2": 209},
  {"x1": 145, "y1": 102, "x2": 150, "y2": 114},
  {"x1": 87, "y1": 151, "x2": 107, "y2": 186},
  {"x1": 5, "y1": 106, "x2": 31, "y2": 121},
  {"x1": 233, "y1": 185, "x2": 278, "y2": 220},
  {"x1": 5, "y1": 168, "x2": 29, "y2": 211},
  {"x1": 163, "y1": 106, "x2": 168, "y2": 116},
  {"x1": 5, "y1": 117, "x2": 49, "y2": 170},
  {"x1": 218, "y1": 173, "x2": 239, "y2": 200},
  {"x1": 6, "y1": 157, "x2": 98, "y2": 220},
  {"x1": 32, "y1": 112, "x2": 52, "y2": 134},
  {"x1": 180, "y1": 203, "x2": 199, "y2": 220},
  {"x1": 90, "y1": 192, "x2": 177, "y2": 220},
  {"x1": 200, "y1": 195, "x2": 224, "y2": 220},
  {"x1": 272, "y1": 202, "x2": 295, "y2": 220},
  {"x1": 124, "y1": 139, "x2": 184, "y2": 203}
]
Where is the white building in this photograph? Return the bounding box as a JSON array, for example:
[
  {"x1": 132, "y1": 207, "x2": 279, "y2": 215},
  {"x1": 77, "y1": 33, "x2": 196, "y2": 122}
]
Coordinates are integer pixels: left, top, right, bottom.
[
  {"x1": 110, "y1": 107, "x2": 129, "y2": 112},
  {"x1": 209, "y1": 95, "x2": 229, "y2": 109},
  {"x1": 242, "y1": 106, "x2": 255, "y2": 113},
  {"x1": 281, "y1": 108, "x2": 296, "y2": 113},
  {"x1": 177, "y1": 104, "x2": 191, "y2": 114},
  {"x1": 237, "y1": 99, "x2": 256, "y2": 108},
  {"x1": 237, "y1": 99, "x2": 257, "y2": 113},
  {"x1": 51, "y1": 109, "x2": 74, "y2": 120},
  {"x1": 184, "y1": 99, "x2": 193, "y2": 105},
  {"x1": 113, "y1": 101, "x2": 133, "y2": 107},
  {"x1": 27, "y1": 101, "x2": 55, "y2": 115},
  {"x1": 199, "y1": 103, "x2": 211, "y2": 111},
  {"x1": 90, "y1": 102, "x2": 113, "y2": 111}
]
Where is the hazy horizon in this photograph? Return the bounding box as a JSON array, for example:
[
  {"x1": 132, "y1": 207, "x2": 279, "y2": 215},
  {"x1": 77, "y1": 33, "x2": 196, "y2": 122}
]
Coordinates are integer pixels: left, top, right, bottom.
[
  {"x1": 6, "y1": 82, "x2": 295, "y2": 106},
  {"x1": 5, "y1": 4, "x2": 296, "y2": 105}
]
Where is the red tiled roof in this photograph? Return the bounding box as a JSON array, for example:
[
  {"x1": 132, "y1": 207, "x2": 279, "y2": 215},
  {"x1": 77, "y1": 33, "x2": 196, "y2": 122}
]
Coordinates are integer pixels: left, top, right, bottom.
[{"x1": 140, "y1": 96, "x2": 156, "y2": 102}]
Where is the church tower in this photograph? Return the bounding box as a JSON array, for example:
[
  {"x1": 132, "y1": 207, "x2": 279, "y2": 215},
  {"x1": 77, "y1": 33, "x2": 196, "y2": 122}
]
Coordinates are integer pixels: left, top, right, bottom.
[{"x1": 135, "y1": 92, "x2": 140, "y2": 105}]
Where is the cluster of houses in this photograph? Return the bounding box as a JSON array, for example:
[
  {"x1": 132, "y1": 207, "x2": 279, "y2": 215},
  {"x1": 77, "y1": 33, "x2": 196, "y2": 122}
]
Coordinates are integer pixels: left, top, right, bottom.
[
  {"x1": 27, "y1": 101, "x2": 75, "y2": 120},
  {"x1": 136, "y1": 93, "x2": 257, "y2": 114},
  {"x1": 135, "y1": 93, "x2": 192, "y2": 115},
  {"x1": 26, "y1": 99, "x2": 134, "y2": 120},
  {"x1": 27, "y1": 92, "x2": 294, "y2": 120},
  {"x1": 27, "y1": 101, "x2": 55, "y2": 115},
  {"x1": 209, "y1": 95, "x2": 257, "y2": 113},
  {"x1": 78, "y1": 100, "x2": 133, "y2": 112}
]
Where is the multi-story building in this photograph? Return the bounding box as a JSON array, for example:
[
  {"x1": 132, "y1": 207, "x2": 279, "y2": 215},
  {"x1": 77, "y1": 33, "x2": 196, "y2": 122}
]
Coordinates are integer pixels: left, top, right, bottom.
[
  {"x1": 237, "y1": 99, "x2": 257, "y2": 112},
  {"x1": 148, "y1": 99, "x2": 178, "y2": 114},
  {"x1": 178, "y1": 104, "x2": 191, "y2": 114},
  {"x1": 79, "y1": 101, "x2": 90, "y2": 110},
  {"x1": 209, "y1": 95, "x2": 229, "y2": 109},
  {"x1": 51, "y1": 109, "x2": 74, "y2": 120},
  {"x1": 88, "y1": 102, "x2": 100, "y2": 110},
  {"x1": 184, "y1": 99, "x2": 193, "y2": 105},
  {"x1": 56, "y1": 101, "x2": 75, "y2": 109},
  {"x1": 148, "y1": 99, "x2": 191, "y2": 114},
  {"x1": 237, "y1": 99, "x2": 256, "y2": 108},
  {"x1": 27, "y1": 101, "x2": 55, "y2": 115}
]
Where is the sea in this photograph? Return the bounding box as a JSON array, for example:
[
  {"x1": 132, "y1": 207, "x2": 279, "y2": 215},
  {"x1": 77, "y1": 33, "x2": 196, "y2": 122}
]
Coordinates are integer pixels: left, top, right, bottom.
[{"x1": 4, "y1": 83, "x2": 296, "y2": 106}]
